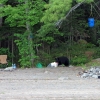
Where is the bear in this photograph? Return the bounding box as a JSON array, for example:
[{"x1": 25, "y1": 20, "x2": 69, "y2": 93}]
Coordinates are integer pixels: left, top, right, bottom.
[{"x1": 55, "y1": 56, "x2": 69, "y2": 67}]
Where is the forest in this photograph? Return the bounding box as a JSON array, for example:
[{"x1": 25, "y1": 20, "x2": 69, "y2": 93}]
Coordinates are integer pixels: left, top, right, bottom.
[{"x1": 0, "y1": 0, "x2": 100, "y2": 68}]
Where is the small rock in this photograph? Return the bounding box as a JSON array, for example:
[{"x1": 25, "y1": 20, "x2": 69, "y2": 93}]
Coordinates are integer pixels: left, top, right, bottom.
[
  {"x1": 78, "y1": 72, "x2": 83, "y2": 76},
  {"x1": 44, "y1": 71, "x2": 49, "y2": 74},
  {"x1": 88, "y1": 73, "x2": 93, "y2": 77},
  {"x1": 81, "y1": 73, "x2": 89, "y2": 78},
  {"x1": 58, "y1": 77, "x2": 69, "y2": 80},
  {"x1": 95, "y1": 68, "x2": 100, "y2": 72},
  {"x1": 98, "y1": 76, "x2": 100, "y2": 79},
  {"x1": 4, "y1": 67, "x2": 15, "y2": 71},
  {"x1": 69, "y1": 65, "x2": 74, "y2": 67},
  {"x1": 89, "y1": 67, "x2": 95, "y2": 72},
  {"x1": 92, "y1": 75, "x2": 98, "y2": 79},
  {"x1": 0, "y1": 69, "x2": 3, "y2": 71}
]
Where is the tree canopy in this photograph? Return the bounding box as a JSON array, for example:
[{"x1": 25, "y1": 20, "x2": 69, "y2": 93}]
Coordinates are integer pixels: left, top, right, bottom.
[{"x1": 0, "y1": 0, "x2": 100, "y2": 67}]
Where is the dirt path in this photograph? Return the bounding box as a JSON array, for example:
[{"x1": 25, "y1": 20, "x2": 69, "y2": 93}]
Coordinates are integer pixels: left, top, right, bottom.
[{"x1": 0, "y1": 67, "x2": 100, "y2": 100}]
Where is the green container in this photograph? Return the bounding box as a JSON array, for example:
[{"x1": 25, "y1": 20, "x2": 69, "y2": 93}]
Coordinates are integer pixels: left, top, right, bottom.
[{"x1": 36, "y1": 63, "x2": 43, "y2": 68}]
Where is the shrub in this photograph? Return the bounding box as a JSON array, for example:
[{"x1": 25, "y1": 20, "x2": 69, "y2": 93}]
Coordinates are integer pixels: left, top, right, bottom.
[
  {"x1": 93, "y1": 47, "x2": 100, "y2": 58},
  {"x1": 36, "y1": 51, "x2": 52, "y2": 67},
  {"x1": 71, "y1": 56, "x2": 89, "y2": 65}
]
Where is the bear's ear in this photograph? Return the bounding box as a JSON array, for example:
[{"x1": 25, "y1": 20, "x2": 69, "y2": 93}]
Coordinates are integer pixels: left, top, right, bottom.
[
  {"x1": 55, "y1": 57, "x2": 58, "y2": 60},
  {"x1": 55, "y1": 58, "x2": 57, "y2": 60},
  {"x1": 55, "y1": 57, "x2": 59, "y2": 62}
]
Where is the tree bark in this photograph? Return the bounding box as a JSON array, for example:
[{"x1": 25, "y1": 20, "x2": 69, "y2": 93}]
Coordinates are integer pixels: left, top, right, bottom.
[
  {"x1": 0, "y1": 17, "x2": 2, "y2": 27},
  {"x1": 25, "y1": 0, "x2": 34, "y2": 67}
]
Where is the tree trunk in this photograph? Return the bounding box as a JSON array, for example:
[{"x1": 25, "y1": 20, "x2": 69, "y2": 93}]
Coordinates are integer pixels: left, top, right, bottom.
[
  {"x1": 12, "y1": 37, "x2": 14, "y2": 64},
  {"x1": 0, "y1": 4, "x2": 3, "y2": 27},
  {"x1": 25, "y1": 0, "x2": 34, "y2": 67},
  {"x1": 0, "y1": 17, "x2": 2, "y2": 27}
]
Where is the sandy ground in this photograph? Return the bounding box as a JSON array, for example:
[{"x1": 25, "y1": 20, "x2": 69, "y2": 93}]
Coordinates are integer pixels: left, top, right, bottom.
[{"x1": 0, "y1": 67, "x2": 100, "y2": 100}]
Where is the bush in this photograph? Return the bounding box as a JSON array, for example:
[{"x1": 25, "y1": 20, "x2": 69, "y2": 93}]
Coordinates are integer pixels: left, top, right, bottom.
[
  {"x1": 93, "y1": 47, "x2": 100, "y2": 58},
  {"x1": 85, "y1": 43, "x2": 96, "y2": 48},
  {"x1": 36, "y1": 51, "x2": 52, "y2": 67},
  {"x1": 71, "y1": 56, "x2": 89, "y2": 65}
]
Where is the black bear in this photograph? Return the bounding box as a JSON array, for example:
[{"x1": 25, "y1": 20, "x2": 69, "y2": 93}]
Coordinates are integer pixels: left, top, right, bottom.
[{"x1": 55, "y1": 56, "x2": 69, "y2": 67}]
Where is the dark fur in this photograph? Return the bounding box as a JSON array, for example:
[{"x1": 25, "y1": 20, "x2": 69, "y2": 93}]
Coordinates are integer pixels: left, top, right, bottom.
[{"x1": 55, "y1": 56, "x2": 69, "y2": 67}]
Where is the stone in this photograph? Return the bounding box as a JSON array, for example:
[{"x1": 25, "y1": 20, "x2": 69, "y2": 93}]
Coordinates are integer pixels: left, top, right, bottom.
[
  {"x1": 58, "y1": 77, "x2": 69, "y2": 80},
  {"x1": 4, "y1": 67, "x2": 15, "y2": 71},
  {"x1": 80, "y1": 67, "x2": 100, "y2": 79},
  {"x1": 92, "y1": 75, "x2": 98, "y2": 79},
  {"x1": 81, "y1": 73, "x2": 89, "y2": 78}
]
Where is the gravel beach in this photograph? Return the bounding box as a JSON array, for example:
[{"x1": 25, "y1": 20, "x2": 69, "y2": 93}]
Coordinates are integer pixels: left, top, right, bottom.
[{"x1": 0, "y1": 67, "x2": 100, "y2": 100}]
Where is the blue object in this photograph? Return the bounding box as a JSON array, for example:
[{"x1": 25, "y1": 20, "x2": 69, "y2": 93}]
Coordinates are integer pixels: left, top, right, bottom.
[
  {"x1": 13, "y1": 64, "x2": 16, "y2": 69},
  {"x1": 88, "y1": 18, "x2": 95, "y2": 27},
  {"x1": 12, "y1": 64, "x2": 16, "y2": 69},
  {"x1": 30, "y1": 33, "x2": 33, "y2": 39}
]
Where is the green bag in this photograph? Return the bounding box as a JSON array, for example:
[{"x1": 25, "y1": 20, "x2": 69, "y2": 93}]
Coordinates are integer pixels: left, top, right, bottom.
[{"x1": 36, "y1": 63, "x2": 43, "y2": 68}]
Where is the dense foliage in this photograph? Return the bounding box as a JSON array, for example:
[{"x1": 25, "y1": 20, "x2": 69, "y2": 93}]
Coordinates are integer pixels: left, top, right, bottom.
[{"x1": 0, "y1": 0, "x2": 100, "y2": 67}]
